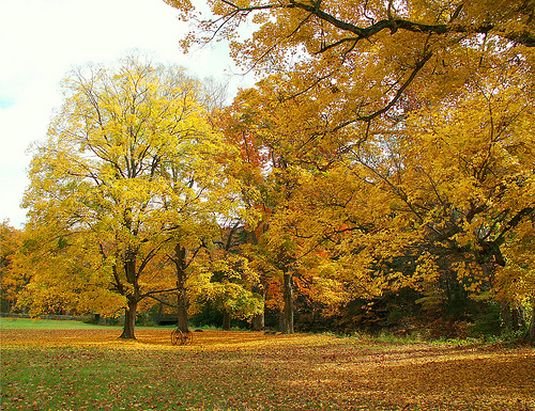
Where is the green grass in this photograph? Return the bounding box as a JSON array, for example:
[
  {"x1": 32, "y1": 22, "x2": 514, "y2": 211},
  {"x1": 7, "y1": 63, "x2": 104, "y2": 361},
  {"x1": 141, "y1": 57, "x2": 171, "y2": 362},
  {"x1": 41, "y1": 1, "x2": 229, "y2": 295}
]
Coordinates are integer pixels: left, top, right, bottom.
[
  {"x1": 0, "y1": 317, "x2": 114, "y2": 330},
  {"x1": 1, "y1": 329, "x2": 534, "y2": 410},
  {"x1": 0, "y1": 317, "x2": 215, "y2": 331},
  {"x1": 1, "y1": 347, "x2": 200, "y2": 410}
]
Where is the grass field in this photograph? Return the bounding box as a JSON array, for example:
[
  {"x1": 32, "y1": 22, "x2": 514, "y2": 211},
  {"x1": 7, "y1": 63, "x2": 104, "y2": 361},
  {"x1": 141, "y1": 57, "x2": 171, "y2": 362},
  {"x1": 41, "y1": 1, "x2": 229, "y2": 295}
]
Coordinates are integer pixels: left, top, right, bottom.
[
  {"x1": 0, "y1": 317, "x2": 113, "y2": 330},
  {"x1": 1, "y1": 324, "x2": 534, "y2": 410}
]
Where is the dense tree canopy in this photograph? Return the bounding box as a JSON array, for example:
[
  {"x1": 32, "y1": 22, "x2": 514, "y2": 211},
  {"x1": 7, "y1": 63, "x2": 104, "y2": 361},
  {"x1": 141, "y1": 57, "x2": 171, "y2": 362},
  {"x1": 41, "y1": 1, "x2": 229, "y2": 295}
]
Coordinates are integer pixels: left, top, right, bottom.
[
  {"x1": 3, "y1": 1, "x2": 533, "y2": 342},
  {"x1": 165, "y1": 0, "x2": 534, "y2": 337},
  {"x1": 22, "y1": 58, "x2": 239, "y2": 338},
  {"x1": 169, "y1": 0, "x2": 534, "y2": 130}
]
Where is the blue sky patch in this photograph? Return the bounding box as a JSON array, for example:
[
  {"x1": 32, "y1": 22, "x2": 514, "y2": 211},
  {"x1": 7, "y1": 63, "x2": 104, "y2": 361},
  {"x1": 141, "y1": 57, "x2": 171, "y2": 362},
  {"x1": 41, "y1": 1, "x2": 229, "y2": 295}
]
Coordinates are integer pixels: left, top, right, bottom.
[{"x1": 0, "y1": 96, "x2": 15, "y2": 109}]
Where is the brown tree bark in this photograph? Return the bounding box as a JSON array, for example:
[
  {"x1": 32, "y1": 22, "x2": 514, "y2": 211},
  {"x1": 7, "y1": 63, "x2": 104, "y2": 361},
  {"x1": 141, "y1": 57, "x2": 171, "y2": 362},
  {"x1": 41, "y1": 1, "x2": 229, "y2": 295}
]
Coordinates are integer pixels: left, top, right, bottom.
[
  {"x1": 222, "y1": 311, "x2": 231, "y2": 330},
  {"x1": 252, "y1": 312, "x2": 265, "y2": 331},
  {"x1": 282, "y1": 273, "x2": 294, "y2": 334},
  {"x1": 501, "y1": 302, "x2": 512, "y2": 331},
  {"x1": 510, "y1": 306, "x2": 526, "y2": 331},
  {"x1": 174, "y1": 245, "x2": 189, "y2": 333},
  {"x1": 120, "y1": 249, "x2": 139, "y2": 339},
  {"x1": 527, "y1": 302, "x2": 535, "y2": 345},
  {"x1": 120, "y1": 298, "x2": 138, "y2": 339},
  {"x1": 251, "y1": 289, "x2": 266, "y2": 331},
  {"x1": 176, "y1": 290, "x2": 189, "y2": 333}
]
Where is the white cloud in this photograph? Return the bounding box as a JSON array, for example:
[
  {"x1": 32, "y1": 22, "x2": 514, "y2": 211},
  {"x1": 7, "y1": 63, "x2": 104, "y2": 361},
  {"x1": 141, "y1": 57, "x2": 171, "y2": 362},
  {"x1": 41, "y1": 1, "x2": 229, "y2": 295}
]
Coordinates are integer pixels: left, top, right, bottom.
[{"x1": 0, "y1": 0, "x2": 253, "y2": 228}]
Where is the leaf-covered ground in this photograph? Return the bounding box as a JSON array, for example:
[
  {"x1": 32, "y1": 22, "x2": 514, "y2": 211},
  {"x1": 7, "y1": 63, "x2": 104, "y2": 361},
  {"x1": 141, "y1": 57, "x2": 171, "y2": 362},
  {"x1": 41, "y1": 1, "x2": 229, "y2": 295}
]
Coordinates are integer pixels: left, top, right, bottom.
[{"x1": 1, "y1": 329, "x2": 534, "y2": 410}]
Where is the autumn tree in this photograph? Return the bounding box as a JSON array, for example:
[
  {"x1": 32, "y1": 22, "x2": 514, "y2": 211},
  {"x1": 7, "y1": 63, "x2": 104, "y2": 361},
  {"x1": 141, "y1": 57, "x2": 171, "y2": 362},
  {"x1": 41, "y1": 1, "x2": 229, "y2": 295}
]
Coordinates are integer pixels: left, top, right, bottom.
[
  {"x1": 0, "y1": 222, "x2": 24, "y2": 313},
  {"x1": 155, "y1": 113, "x2": 240, "y2": 332},
  {"x1": 197, "y1": 247, "x2": 263, "y2": 330},
  {"x1": 23, "y1": 57, "x2": 235, "y2": 339},
  {"x1": 171, "y1": 0, "x2": 534, "y2": 49},
  {"x1": 168, "y1": 1, "x2": 533, "y2": 143},
  {"x1": 494, "y1": 220, "x2": 535, "y2": 340},
  {"x1": 165, "y1": 1, "x2": 534, "y2": 336},
  {"x1": 386, "y1": 74, "x2": 534, "y2": 330},
  {"x1": 14, "y1": 225, "x2": 125, "y2": 318},
  {"x1": 267, "y1": 60, "x2": 535, "y2": 332},
  {"x1": 216, "y1": 48, "x2": 533, "y2": 334},
  {"x1": 218, "y1": 83, "x2": 348, "y2": 333}
]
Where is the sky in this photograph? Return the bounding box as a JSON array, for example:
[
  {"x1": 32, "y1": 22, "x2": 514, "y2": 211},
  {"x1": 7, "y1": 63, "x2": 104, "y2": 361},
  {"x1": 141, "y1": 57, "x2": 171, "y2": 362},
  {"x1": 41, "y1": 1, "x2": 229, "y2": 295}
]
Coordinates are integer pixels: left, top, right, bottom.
[{"x1": 0, "y1": 0, "x2": 252, "y2": 228}]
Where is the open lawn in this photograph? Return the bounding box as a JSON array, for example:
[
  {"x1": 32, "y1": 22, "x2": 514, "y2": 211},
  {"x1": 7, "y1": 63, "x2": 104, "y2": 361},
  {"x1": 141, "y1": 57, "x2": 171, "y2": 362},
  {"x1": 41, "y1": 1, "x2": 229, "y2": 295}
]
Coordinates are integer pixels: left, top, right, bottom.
[
  {"x1": 1, "y1": 326, "x2": 534, "y2": 410},
  {"x1": 0, "y1": 317, "x2": 113, "y2": 330}
]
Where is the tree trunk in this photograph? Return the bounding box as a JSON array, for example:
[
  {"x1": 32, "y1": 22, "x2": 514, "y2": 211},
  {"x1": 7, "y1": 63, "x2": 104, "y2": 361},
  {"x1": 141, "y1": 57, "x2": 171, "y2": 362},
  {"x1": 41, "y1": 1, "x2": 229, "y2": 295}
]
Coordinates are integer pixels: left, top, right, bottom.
[
  {"x1": 177, "y1": 294, "x2": 189, "y2": 333},
  {"x1": 120, "y1": 299, "x2": 137, "y2": 339},
  {"x1": 501, "y1": 302, "x2": 513, "y2": 331},
  {"x1": 222, "y1": 311, "x2": 231, "y2": 330},
  {"x1": 120, "y1": 247, "x2": 139, "y2": 339},
  {"x1": 282, "y1": 273, "x2": 294, "y2": 334},
  {"x1": 174, "y1": 245, "x2": 189, "y2": 333},
  {"x1": 252, "y1": 289, "x2": 266, "y2": 331},
  {"x1": 252, "y1": 312, "x2": 265, "y2": 331},
  {"x1": 527, "y1": 302, "x2": 535, "y2": 344},
  {"x1": 279, "y1": 309, "x2": 285, "y2": 332}
]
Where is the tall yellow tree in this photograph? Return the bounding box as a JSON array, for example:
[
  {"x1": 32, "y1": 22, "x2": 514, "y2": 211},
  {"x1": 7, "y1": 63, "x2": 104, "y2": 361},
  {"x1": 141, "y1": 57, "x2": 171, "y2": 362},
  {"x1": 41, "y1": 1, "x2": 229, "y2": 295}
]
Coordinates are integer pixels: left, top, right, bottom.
[{"x1": 23, "y1": 57, "x2": 236, "y2": 339}]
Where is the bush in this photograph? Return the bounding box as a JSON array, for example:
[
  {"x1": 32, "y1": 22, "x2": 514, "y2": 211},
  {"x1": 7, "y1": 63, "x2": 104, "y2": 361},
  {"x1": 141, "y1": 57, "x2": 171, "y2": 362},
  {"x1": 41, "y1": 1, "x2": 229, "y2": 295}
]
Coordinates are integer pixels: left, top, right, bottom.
[{"x1": 469, "y1": 302, "x2": 502, "y2": 338}]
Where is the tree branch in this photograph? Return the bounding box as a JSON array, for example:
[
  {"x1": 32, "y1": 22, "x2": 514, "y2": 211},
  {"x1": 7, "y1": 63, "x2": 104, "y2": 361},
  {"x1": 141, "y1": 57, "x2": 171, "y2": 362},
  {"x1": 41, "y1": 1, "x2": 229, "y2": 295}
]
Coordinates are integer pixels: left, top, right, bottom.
[
  {"x1": 141, "y1": 287, "x2": 180, "y2": 299},
  {"x1": 207, "y1": 1, "x2": 535, "y2": 47}
]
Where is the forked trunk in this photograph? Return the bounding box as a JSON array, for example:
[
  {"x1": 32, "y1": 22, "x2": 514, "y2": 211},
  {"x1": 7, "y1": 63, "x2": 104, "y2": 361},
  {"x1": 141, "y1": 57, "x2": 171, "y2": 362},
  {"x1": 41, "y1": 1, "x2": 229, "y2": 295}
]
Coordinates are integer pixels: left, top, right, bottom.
[
  {"x1": 282, "y1": 273, "x2": 294, "y2": 334},
  {"x1": 120, "y1": 299, "x2": 137, "y2": 339}
]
